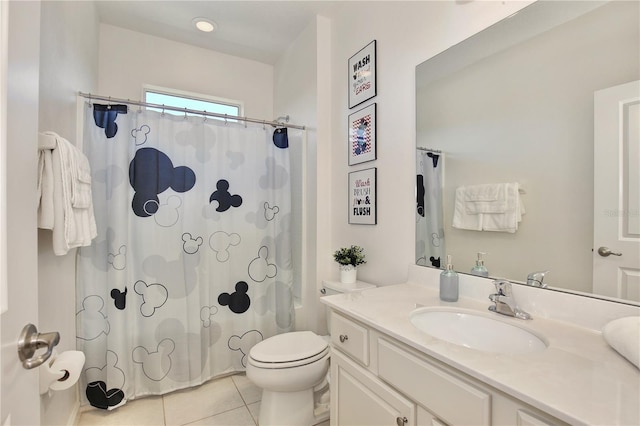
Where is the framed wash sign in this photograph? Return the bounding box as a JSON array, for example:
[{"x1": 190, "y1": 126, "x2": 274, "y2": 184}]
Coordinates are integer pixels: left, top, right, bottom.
[
  {"x1": 348, "y1": 103, "x2": 376, "y2": 165},
  {"x1": 348, "y1": 168, "x2": 377, "y2": 225},
  {"x1": 348, "y1": 40, "x2": 377, "y2": 108}
]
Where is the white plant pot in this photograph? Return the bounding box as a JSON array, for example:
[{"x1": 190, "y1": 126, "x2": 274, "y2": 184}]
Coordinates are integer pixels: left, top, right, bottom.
[{"x1": 340, "y1": 265, "x2": 357, "y2": 285}]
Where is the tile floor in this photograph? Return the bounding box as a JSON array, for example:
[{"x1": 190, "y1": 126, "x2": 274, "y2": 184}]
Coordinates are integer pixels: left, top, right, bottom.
[
  {"x1": 78, "y1": 374, "x2": 260, "y2": 426},
  {"x1": 77, "y1": 373, "x2": 330, "y2": 426}
]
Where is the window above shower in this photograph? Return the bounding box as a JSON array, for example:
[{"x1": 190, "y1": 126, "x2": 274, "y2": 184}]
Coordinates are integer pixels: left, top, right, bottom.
[{"x1": 143, "y1": 85, "x2": 244, "y2": 120}]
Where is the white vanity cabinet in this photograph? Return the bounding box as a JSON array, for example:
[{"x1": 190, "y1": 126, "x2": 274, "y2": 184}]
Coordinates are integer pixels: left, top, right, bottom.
[
  {"x1": 330, "y1": 311, "x2": 565, "y2": 426},
  {"x1": 332, "y1": 350, "x2": 415, "y2": 426}
]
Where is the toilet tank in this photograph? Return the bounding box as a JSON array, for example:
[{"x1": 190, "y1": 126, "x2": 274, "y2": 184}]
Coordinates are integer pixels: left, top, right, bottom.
[{"x1": 320, "y1": 280, "x2": 376, "y2": 331}]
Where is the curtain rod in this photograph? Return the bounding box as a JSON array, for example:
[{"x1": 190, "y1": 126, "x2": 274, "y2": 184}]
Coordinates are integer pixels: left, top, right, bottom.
[
  {"x1": 78, "y1": 92, "x2": 305, "y2": 130},
  {"x1": 417, "y1": 147, "x2": 442, "y2": 153}
]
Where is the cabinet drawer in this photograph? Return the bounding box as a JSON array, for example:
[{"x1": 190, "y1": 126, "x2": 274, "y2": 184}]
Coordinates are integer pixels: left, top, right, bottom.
[
  {"x1": 378, "y1": 338, "x2": 490, "y2": 426},
  {"x1": 331, "y1": 312, "x2": 369, "y2": 366}
]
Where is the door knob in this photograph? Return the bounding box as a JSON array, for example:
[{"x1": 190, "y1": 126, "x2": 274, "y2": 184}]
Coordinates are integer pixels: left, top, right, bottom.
[
  {"x1": 17, "y1": 324, "x2": 60, "y2": 369},
  {"x1": 597, "y1": 247, "x2": 622, "y2": 257}
]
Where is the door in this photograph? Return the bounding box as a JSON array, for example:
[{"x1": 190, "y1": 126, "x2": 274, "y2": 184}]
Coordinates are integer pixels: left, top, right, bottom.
[
  {"x1": 1, "y1": 1, "x2": 42, "y2": 425},
  {"x1": 331, "y1": 350, "x2": 415, "y2": 426},
  {"x1": 593, "y1": 80, "x2": 640, "y2": 302}
]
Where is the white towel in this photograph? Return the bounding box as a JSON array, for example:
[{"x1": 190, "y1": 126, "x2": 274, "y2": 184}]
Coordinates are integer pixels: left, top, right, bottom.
[
  {"x1": 463, "y1": 183, "x2": 501, "y2": 201},
  {"x1": 70, "y1": 149, "x2": 93, "y2": 209},
  {"x1": 452, "y1": 182, "x2": 525, "y2": 233},
  {"x1": 482, "y1": 183, "x2": 524, "y2": 232},
  {"x1": 452, "y1": 186, "x2": 482, "y2": 231},
  {"x1": 464, "y1": 183, "x2": 507, "y2": 214},
  {"x1": 38, "y1": 131, "x2": 97, "y2": 255},
  {"x1": 38, "y1": 133, "x2": 57, "y2": 229},
  {"x1": 603, "y1": 316, "x2": 640, "y2": 370}
]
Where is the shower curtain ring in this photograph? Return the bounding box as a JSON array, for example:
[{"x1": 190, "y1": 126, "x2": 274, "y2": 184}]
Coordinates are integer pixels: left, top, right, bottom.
[
  {"x1": 203, "y1": 111, "x2": 207, "y2": 123},
  {"x1": 184, "y1": 108, "x2": 188, "y2": 119},
  {"x1": 162, "y1": 104, "x2": 165, "y2": 116},
  {"x1": 224, "y1": 114, "x2": 228, "y2": 125}
]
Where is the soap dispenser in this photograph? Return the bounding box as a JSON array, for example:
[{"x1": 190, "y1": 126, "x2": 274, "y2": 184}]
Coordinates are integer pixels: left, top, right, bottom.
[
  {"x1": 440, "y1": 255, "x2": 459, "y2": 302},
  {"x1": 470, "y1": 252, "x2": 489, "y2": 277}
]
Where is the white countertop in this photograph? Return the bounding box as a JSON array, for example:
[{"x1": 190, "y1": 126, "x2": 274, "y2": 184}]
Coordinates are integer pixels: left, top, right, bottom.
[{"x1": 321, "y1": 282, "x2": 640, "y2": 425}]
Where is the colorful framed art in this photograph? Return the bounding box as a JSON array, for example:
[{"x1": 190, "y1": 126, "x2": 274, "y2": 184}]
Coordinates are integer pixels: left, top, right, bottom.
[
  {"x1": 348, "y1": 167, "x2": 377, "y2": 225},
  {"x1": 348, "y1": 40, "x2": 377, "y2": 109},
  {"x1": 348, "y1": 103, "x2": 376, "y2": 166}
]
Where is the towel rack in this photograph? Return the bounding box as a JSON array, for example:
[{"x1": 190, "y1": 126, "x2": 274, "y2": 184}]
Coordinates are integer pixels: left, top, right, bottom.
[{"x1": 38, "y1": 132, "x2": 57, "y2": 151}]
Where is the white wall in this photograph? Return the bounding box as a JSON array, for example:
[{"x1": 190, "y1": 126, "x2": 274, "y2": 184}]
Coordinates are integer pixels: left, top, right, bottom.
[
  {"x1": 274, "y1": 15, "x2": 332, "y2": 333},
  {"x1": 98, "y1": 24, "x2": 274, "y2": 120},
  {"x1": 37, "y1": 1, "x2": 100, "y2": 425},
  {"x1": 324, "y1": 1, "x2": 533, "y2": 288}
]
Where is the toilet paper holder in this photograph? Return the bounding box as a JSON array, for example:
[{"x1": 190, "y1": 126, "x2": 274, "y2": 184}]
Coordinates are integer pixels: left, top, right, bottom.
[{"x1": 17, "y1": 323, "x2": 60, "y2": 369}]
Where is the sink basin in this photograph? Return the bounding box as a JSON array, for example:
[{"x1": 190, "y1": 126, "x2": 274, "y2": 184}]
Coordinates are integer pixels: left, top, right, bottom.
[{"x1": 409, "y1": 307, "x2": 547, "y2": 355}]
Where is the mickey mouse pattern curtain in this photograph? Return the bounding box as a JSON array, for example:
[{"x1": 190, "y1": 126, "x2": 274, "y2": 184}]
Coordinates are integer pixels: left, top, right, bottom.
[
  {"x1": 416, "y1": 149, "x2": 445, "y2": 269},
  {"x1": 77, "y1": 103, "x2": 295, "y2": 409}
]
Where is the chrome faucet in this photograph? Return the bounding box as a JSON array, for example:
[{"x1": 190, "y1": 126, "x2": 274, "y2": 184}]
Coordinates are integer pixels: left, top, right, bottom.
[
  {"x1": 488, "y1": 280, "x2": 531, "y2": 320},
  {"x1": 526, "y1": 270, "x2": 549, "y2": 288}
]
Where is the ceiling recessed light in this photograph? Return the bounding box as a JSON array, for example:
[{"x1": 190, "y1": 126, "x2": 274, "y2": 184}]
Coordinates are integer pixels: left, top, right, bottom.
[{"x1": 193, "y1": 18, "x2": 216, "y2": 33}]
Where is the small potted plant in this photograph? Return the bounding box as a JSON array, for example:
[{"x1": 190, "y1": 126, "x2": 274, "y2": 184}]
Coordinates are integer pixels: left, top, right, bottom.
[{"x1": 333, "y1": 245, "x2": 366, "y2": 284}]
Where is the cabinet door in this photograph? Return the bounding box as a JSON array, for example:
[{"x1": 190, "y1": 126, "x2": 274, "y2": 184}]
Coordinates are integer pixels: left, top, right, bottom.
[
  {"x1": 417, "y1": 405, "x2": 448, "y2": 426},
  {"x1": 331, "y1": 350, "x2": 415, "y2": 426},
  {"x1": 516, "y1": 410, "x2": 559, "y2": 426}
]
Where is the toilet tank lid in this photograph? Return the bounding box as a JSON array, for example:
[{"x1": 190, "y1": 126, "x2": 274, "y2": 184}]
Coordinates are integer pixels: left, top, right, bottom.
[
  {"x1": 250, "y1": 331, "x2": 328, "y2": 363},
  {"x1": 322, "y1": 280, "x2": 377, "y2": 293}
]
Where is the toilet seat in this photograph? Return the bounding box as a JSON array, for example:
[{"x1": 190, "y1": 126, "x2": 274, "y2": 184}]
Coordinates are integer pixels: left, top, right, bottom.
[{"x1": 249, "y1": 331, "x2": 329, "y2": 369}]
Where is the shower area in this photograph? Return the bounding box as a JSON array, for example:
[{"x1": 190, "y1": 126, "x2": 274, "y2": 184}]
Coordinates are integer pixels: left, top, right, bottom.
[
  {"x1": 27, "y1": 3, "x2": 322, "y2": 421},
  {"x1": 75, "y1": 95, "x2": 306, "y2": 409}
]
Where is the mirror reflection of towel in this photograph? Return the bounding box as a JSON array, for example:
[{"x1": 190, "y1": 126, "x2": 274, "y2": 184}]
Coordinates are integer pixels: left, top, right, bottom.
[
  {"x1": 452, "y1": 183, "x2": 525, "y2": 233},
  {"x1": 464, "y1": 183, "x2": 507, "y2": 214}
]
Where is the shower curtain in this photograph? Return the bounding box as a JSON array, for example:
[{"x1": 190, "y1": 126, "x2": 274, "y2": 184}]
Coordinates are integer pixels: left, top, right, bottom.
[
  {"x1": 416, "y1": 149, "x2": 445, "y2": 268},
  {"x1": 77, "y1": 103, "x2": 296, "y2": 409}
]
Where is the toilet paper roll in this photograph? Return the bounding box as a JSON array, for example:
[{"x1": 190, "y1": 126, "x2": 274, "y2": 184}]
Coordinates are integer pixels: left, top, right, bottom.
[{"x1": 39, "y1": 350, "x2": 85, "y2": 394}]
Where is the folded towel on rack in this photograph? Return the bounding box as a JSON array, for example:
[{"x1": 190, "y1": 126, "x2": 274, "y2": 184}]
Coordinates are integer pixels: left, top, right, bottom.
[
  {"x1": 482, "y1": 183, "x2": 525, "y2": 232},
  {"x1": 453, "y1": 182, "x2": 525, "y2": 233},
  {"x1": 603, "y1": 316, "x2": 640, "y2": 370},
  {"x1": 463, "y1": 183, "x2": 501, "y2": 201},
  {"x1": 464, "y1": 183, "x2": 507, "y2": 214},
  {"x1": 452, "y1": 187, "x2": 482, "y2": 231},
  {"x1": 69, "y1": 149, "x2": 93, "y2": 209},
  {"x1": 37, "y1": 131, "x2": 97, "y2": 255}
]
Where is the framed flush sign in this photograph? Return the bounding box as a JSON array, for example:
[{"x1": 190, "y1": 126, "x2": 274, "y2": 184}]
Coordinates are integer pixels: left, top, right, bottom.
[
  {"x1": 349, "y1": 168, "x2": 377, "y2": 225},
  {"x1": 348, "y1": 40, "x2": 377, "y2": 108},
  {"x1": 348, "y1": 103, "x2": 376, "y2": 165}
]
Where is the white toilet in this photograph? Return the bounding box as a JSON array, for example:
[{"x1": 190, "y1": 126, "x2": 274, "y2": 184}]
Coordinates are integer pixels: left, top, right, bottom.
[{"x1": 246, "y1": 280, "x2": 376, "y2": 426}]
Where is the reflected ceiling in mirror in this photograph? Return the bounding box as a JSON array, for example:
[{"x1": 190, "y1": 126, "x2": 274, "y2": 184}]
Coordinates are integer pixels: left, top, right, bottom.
[{"x1": 415, "y1": 1, "x2": 639, "y2": 305}]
